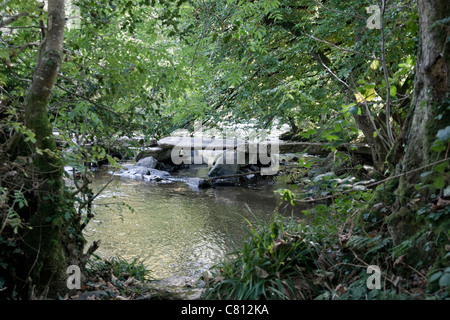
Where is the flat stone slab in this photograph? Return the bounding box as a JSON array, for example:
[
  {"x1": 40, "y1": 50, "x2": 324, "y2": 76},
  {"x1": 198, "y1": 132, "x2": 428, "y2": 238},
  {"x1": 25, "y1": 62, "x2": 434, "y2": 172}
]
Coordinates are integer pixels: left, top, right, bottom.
[
  {"x1": 157, "y1": 137, "x2": 371, "y2": 157},
  {"x1": 158, "y1": 137, "x2": 243, "y2": 150}
]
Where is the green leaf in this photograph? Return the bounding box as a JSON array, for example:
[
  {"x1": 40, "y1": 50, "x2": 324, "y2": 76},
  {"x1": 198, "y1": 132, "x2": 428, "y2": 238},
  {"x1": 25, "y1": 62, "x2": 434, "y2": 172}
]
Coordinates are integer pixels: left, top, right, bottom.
[
  {"x1": 420, "y1": 171, "x2": 433, "y2": 178},
  {"x1": 326, "y1": 134, "x2": 339, "y2": 141},
  {"x1": 370, "y1": 59, "x2": 380, "y2": 70},
  {"x1": 436, "y1": 126, "x2": 450, "y2": 142},
  {"x1": 429, "y1": 271, "x2": 443, "y2": 283},
  {"x1": 352, "y1": 185, "x2": 367, "y2": 192},
  {"x1": 433, "y1": 175, "x2": 445, "y2": 189},
  {"x1": 438, "y1": 273, "x2": 450, "y2": 287},
  {"x1": 433, "y1": 161, "x2": 448, "y2": 173},
  {"x1": 431, "y1": 140, "x2": 446, "y2": 152},
  {"x1": 334, "y1": 122, "x2": 342, "y2": 132},
  {"x1": 443, "y1": 185, "x2": 450, "y2": 198},
  {"x1": 349, "y1": 105, "x2": 360, "y2": 115},
  {"x1": 223, "y1": 34, "x2": 232, "y2": 43},
  {"x1": 280, "y1": 189, "x2": 295, "y2": 206},
  {"x1": 390, "y1": 85, "x2": 397, "y2": 97}
]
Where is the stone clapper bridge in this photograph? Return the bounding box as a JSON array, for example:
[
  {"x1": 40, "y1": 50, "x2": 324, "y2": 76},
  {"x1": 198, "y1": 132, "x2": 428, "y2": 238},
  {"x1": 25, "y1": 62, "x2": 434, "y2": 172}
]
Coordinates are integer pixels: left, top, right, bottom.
[
  {"x1": 92, "y1": 136, "x2": 372, "y2": 299},
  {"x1": 115, "y1": 136, "x2": 372, "y2": 188}
]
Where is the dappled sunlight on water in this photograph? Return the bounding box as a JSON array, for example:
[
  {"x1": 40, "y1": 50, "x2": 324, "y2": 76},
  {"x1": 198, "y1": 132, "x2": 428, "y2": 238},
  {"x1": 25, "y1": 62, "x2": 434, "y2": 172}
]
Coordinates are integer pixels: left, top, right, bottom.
[{"x1": 84, "y1": 167, "x2": 303, "y2": 279}]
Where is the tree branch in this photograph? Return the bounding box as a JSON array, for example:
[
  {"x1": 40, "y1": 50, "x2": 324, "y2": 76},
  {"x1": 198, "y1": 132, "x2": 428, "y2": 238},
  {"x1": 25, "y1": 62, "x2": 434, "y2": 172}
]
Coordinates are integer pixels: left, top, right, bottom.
[
  {"x1": 315, "y1": 54, "x2": 392, "y2": 151},
  {"x1": 293, "y1": 157, "x2": 450, "y2": 204},
  {"x1": 0, "y1": 3, "x2": 45, "y2": 28},
  {"x1": 312, "y1": 0, "x2": 366, "y2": 21},
  {"x1": 299, "y1": 29, "x2": 380, "y2": 61},
  {"x1": 0, "y1": 1, "x2": 11, "y2": 9},
  {"x1": 55, "y1": 83, "x2": 121, "y2": 116}
]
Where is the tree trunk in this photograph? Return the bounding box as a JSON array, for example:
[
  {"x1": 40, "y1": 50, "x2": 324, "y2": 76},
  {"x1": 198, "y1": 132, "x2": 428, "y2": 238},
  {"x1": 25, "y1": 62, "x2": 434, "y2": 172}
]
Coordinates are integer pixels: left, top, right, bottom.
[
  {"x1": 21, "y1": 0, "x2": 70, "y2": 297},
  {"x1": 353, "y1": 113, "x2": 389, "y2": 172},
  {"x1": 387, "y1": 0, "x2": 450, "y2": 245}
]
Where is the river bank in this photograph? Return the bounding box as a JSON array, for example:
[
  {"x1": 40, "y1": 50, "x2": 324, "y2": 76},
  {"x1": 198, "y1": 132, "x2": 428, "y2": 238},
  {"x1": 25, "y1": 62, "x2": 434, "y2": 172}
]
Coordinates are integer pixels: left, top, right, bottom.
[
  {"x1": 65, "y1": 143, "x2": 375, "y2": 300},
  {"x1": 66, "y1": 148, "x2": 315, "y2": 299},
  {"x1": 63, "y1": 131, "x2": 446, "y2": 301},
  {"x1": 64, "y1": 144, "x2": 446, "y2": 301}
]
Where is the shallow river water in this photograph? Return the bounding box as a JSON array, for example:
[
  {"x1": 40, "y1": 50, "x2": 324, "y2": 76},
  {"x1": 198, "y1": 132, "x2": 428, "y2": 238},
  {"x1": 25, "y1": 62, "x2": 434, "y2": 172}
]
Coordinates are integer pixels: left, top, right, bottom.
[{"x1": 84, "y1": 165, "x2": 303, "y2": 279}]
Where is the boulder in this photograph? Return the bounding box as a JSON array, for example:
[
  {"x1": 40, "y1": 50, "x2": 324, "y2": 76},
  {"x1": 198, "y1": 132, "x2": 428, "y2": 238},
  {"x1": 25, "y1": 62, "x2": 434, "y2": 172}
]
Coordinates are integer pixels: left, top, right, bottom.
[
  {"x1": 136, "y1": 156, "x2": 158, "y2": 169},
  {"x1": 207, "y1": 151, "x2": 242, "y2": 178},
  {"x1": 183, "y1": 177, "x2": 211, "y2": 189},
  {"x1": 136, "y1": 147, "x2": 171, "y2": 162},
  {"x1": 116, "y1": 165, "x2": 170, "y2": 181},
  {"x1": 118, "y1": 165, "x2": 152, "y2": 176}
]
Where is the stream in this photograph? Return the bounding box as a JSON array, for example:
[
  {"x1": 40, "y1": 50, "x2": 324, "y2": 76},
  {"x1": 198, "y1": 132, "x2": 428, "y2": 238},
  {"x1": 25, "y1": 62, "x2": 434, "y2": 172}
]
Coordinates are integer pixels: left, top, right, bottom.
[{"x1": 83, "y1": 164, "x2": 304, "y2": 279}]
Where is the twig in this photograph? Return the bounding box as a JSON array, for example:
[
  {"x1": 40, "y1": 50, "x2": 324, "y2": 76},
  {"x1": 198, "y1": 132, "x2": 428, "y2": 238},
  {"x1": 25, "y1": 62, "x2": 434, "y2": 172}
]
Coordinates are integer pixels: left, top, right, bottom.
[
  {"x1": 316, "y1": 54, "x2": 391, "y2": 150},
  {"x1": 78, "y1": 174, "x2": 114, "y2": 211},
  {"x1": 55, "y1": 83, "x2": 120, "y2": 116},
  {"x1": 312, "y1": 0, "x2": 366, "y2": 21},
  {"x1": 81, "y1": 240, "x2": 101, "y2": 267},
  {"x1": 300, "y1": 29, "x2": 380, "y2": 61},
  {"x1": 0, "y1": 26, "x2": 44, "y2": 29},
  {"x1": 400, "y1": 262, "x2": 427, "y2": 280},
  {"x1": 0, "y1": 3, "x2": 44, "y2": 28}
]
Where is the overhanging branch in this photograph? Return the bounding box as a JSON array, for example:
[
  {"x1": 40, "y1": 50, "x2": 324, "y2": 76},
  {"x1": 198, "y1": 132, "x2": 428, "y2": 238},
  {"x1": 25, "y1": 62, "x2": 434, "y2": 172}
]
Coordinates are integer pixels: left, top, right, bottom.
[{"x1": 0, "y1": 3, "x2": 45, "y2": 28}]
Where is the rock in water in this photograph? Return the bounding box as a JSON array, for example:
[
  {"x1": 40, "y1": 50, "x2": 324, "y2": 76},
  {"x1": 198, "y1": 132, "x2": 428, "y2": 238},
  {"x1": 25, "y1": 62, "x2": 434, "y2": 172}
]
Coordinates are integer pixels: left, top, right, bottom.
[
  {"x1": 136, "y1": 147, "x2": 171, "y2": 162},
  {"x1": 207, "y1": 151, "x2": 241, "y2": 178},
  {"x1": 116, "y1": 164, "x2": 170, "y2": 181},
  {"x1": 136, "y1": 156, "x2": 158, "y2": 168}
]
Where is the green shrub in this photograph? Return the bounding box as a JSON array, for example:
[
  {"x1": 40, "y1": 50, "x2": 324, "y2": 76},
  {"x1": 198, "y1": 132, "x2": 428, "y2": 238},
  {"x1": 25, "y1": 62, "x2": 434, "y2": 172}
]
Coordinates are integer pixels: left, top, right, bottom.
[
  {"x1": 203, "y1": 215, "x2": 326, "y2": 300},
  {"x1": 87, "y1": 255, "x2": 153, "y2": 282}
]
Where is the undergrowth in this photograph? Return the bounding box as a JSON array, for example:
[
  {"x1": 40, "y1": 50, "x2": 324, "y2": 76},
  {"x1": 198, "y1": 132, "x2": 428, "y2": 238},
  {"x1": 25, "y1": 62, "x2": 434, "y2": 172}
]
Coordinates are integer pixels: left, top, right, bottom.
[
  {"x1": 202, "y1": 154, "x2": 450, "y2": 300},
  {"x1": 61, "y1": 255, "x2": 154, "y2": 300},
  {"x1": 203, "y1": 211, "x2": 448, "y2": 300}
]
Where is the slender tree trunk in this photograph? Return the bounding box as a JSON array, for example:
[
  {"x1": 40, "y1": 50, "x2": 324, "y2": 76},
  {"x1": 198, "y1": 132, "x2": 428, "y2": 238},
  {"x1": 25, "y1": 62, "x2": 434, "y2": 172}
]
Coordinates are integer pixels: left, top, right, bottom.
[
  {"x1": 387, "y1": 0, "x2": 450, "y2": 245},
  {"x1": 21, "y1": 0, "x2": 69, "y2": 297},
  {"x1": 353, "y1": 113, "x2": 389, "y2": 172}
]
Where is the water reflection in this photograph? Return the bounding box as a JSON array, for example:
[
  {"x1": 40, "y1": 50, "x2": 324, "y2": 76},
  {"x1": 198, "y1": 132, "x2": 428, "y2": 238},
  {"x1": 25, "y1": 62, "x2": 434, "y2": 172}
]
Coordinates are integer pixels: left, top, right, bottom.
[{"x1": 84, "y1": 167, "x2": 302, "y2": 279}]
